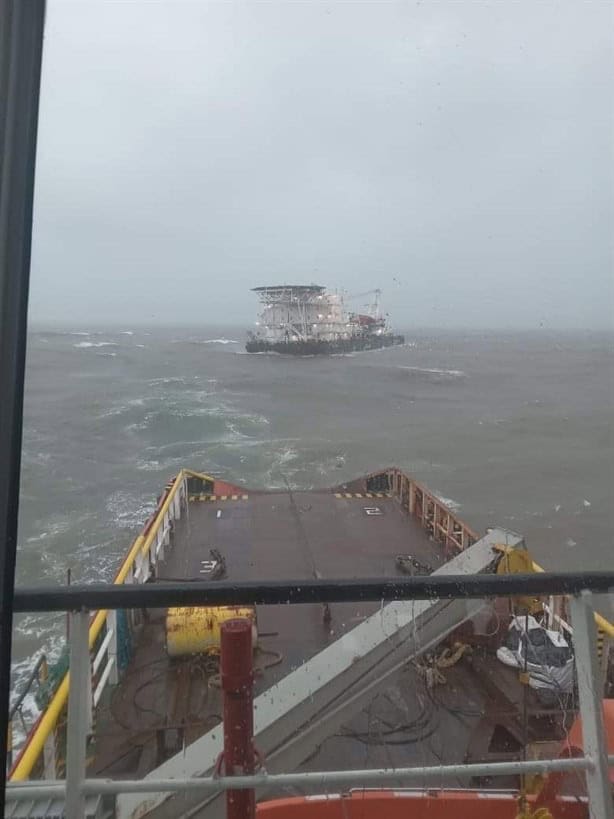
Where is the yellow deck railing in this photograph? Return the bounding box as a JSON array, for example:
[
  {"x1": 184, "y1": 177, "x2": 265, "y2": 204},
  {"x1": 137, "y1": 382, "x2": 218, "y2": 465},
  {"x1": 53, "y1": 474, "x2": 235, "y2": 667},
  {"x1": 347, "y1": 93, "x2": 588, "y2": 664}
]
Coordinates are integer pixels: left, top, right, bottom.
[
  {"x1": 10, "y1": 468, "x2": 214, "y2": 781},
  {"x1": 8, "y1": 467, "x2": 613, "y2": 781}
]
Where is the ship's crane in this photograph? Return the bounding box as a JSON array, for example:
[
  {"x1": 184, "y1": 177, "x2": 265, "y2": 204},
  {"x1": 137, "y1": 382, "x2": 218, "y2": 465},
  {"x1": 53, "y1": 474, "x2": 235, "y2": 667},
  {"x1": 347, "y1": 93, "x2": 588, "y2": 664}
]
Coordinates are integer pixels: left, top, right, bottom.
[
  {"x1": 346, "y1": 288, "x2": 381, "y2": 304},
  {"x1": 346, "y1": 288, "x2": 381, "y2": 300},
  {"x1": 345, "y1": 288, "x2": 382, "y2": 319}
]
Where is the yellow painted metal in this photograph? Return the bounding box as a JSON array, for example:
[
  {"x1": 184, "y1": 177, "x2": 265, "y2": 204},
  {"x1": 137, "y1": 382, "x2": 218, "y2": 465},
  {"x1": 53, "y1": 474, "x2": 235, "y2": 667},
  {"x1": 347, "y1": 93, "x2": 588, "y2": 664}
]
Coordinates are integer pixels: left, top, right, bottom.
[
  {"x1": 495, "y1": 545, "x2": 542, "y2": 615},
  {"x1": 12, "y1": 527, "x2": 150, "y2": 779},
  {"x1": 10, "y1": 673, "x2": 70, "y2": 781},
  {"x1": 12, "y1": 466, "x2": 614, "y2": 780},
  {"x1": 10, "y1": 466, "x2": 214, "y2": 780},
  {"x1": 495, "y1": 547, "x2": 614, "y2": 639},
  {"x1": 140, "y1": 469, "x2": 196, "y2": 556},
  {"x1": 532, "y1": 560, "x2": 614, "y2": 638},
  {"x1": 435, "y1": 641, "x2": 470, "y2": 669},
  {"x1": 182, "y1": 468, "x2": 216, "y2": 482},
  {"x1": 11, "y1": 527, "x2": 148, "y2": 780},
  {"x1": 166, "y1": 606, "x2": 257, "y2": 657},
  {"x1": 115, "y1": 534, "x2": 145, "y2": 585},
  {"x1": 515, "y1": 806, "x2": 552, "y2": 819},
  {"x1": 495, "y1": 545, "x2": 534, "y2": 575}
]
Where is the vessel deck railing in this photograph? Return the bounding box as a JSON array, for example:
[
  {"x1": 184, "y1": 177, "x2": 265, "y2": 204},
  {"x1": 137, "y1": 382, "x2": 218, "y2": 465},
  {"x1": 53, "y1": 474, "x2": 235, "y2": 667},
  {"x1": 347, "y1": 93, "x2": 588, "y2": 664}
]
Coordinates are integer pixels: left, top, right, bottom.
[
  {"x1": 7, "y1": 466, "x2": 614, "y2": 788},
  {"x1": 7, "y1": 468, "x2": 213, "y2": 782},
  {"x1": 4, "y1": 573, "x2": 614, "y2": 819},
  {"x1": 6, "y1": 466, "x2": 614, "y2": 818}
]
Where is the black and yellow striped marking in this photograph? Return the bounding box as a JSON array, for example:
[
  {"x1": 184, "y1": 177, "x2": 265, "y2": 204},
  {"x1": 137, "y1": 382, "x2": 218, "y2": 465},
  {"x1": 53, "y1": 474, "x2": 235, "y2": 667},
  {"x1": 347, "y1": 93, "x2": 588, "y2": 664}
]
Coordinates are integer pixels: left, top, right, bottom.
[
  {"x1": 189, "y1": 494, "x2": 249, "y2": 502},
  {"x1": 333, "y1": 492, "x2": 392, "y2": 499}
]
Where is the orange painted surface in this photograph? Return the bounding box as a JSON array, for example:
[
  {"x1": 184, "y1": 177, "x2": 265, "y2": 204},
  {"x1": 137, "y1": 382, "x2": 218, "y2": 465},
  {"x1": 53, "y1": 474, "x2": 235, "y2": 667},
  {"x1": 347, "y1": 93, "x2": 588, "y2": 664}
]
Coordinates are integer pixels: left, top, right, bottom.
[
  {"x1": 256, "y1": 790, "x2": 588, "y2": 819},
  {"x1": 535, "y1": 698, "x2": 614, "y2": 803},
  {"x1": 564, "y1": 699, "x2": 614, "y2": 782},
  {"x1": 214, "y1": 479, "x2": 245, "y2": 495}
]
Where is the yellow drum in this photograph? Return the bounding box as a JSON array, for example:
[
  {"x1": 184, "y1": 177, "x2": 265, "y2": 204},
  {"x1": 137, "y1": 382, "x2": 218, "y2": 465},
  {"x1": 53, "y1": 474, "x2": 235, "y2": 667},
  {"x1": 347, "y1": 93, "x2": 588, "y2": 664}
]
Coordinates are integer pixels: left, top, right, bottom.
[{"x1": 165, "y1": 606, "x2": 257, "y2": 657}]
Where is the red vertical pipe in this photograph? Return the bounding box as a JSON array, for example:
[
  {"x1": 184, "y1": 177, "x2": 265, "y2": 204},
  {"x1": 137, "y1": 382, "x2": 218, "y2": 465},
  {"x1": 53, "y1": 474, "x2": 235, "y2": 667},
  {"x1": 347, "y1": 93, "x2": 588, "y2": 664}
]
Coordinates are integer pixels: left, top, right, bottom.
[{"x1": 221, "y1": 618, "x2": 255, "y2": 819}]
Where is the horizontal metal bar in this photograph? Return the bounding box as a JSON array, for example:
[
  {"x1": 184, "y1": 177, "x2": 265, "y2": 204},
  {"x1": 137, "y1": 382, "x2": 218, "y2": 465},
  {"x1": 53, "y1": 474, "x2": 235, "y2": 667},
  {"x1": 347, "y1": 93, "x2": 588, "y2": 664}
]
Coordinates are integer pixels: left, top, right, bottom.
[
  {"x1": 84, "y1": 757, "x2": 598, "y2": 793},
  {"x1": 12, "y1": 572, "x2": 614, "y2": 612},
  {"x1": 4, "y1": 756, "x2": 600, "y2": 801}
]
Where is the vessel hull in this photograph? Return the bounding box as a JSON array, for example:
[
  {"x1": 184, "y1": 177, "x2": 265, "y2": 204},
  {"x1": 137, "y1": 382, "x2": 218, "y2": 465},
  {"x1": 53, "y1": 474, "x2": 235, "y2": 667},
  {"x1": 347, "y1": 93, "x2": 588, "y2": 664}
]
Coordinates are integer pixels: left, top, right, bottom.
[{"x1": 245, "y1": 333, "x2": 405, "y2": 355}]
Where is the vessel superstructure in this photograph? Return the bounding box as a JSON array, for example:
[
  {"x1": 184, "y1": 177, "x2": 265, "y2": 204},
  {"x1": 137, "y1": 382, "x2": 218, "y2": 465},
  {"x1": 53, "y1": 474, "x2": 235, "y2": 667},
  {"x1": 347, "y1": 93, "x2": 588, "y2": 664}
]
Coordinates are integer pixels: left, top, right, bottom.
[{"x1": 245, "y1": 285, "x2": 404, "y2": 354}]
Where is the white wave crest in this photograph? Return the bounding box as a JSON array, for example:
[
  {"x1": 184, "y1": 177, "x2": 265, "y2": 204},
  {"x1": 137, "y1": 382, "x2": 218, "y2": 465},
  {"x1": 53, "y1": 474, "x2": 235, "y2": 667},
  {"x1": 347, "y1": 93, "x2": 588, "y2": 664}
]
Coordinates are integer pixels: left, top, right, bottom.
[
  {"x1": 148, "y1": 376, "x2": 187, "y2": 386},
  {"x1": 237, "y1": 350, "x2": 281, "y2": 355},
  {"x1": 398, "y1": 366, "x2": 465, "y2": 378},
  {"x1": 105, "y1": 490, "x2": 157, "y2": 530},
  {"x1": 434, "y1": 493, "x2": 462, "y2": 511},
  {"x1": 172, "y1": 338, "x2": 239, "y2": 346},
  {"x1": 74, "y1": 341, "x2": 118, "y2": 349}
]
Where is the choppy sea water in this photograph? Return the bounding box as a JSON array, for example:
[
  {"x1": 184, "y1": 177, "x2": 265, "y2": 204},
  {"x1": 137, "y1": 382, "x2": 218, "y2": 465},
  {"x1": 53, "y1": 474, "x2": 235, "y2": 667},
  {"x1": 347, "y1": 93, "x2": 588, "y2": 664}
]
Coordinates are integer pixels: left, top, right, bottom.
[{"x1": 11, "y1": 326, "x2": 614, "y2": 722}]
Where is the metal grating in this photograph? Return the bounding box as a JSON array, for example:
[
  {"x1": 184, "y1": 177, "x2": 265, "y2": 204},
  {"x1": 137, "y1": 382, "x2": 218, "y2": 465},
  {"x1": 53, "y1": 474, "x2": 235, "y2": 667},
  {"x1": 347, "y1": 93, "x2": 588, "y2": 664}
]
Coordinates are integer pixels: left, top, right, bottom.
[{"x1": 3, "y1": 795, "x2": 103, "y2": 818}]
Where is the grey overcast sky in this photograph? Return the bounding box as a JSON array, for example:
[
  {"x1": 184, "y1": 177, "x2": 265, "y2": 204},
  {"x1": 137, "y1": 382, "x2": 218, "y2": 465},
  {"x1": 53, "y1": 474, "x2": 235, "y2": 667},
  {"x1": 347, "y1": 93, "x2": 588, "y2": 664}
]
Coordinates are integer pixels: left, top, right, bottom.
[{"x1": 29, "y1": 1, "x2": 613, "y2": 329}]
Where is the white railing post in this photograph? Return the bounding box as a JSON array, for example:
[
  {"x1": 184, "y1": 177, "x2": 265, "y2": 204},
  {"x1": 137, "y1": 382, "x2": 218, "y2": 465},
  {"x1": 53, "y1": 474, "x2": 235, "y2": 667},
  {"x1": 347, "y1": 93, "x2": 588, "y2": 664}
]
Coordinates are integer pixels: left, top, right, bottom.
[
  {"x1": 546, "y1": 595, "x2": 556, "y2": 629},
  {"x1": 135, "y1": 549, "x2": 148, "y2": 583},
  {"x1": 570, "y1": 590, "x2": 614, "y2": 819},
  {"x1": 65, "y1": 611, "x2": 90, "y2": 819},
  {"x1": 155, "y1": 526, "x2": 164, "y2": 563}
]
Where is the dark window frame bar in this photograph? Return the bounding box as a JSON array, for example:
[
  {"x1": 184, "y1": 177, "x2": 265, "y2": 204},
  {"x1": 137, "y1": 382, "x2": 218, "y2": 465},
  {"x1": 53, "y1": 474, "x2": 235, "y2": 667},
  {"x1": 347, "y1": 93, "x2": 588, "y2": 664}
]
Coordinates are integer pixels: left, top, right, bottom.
[
  {"x1": 0, "y1": 1, "x2": 46, "y2": 812},
  {"x1": 12, "y1": 571, "x2": 614, "y2": 612}
]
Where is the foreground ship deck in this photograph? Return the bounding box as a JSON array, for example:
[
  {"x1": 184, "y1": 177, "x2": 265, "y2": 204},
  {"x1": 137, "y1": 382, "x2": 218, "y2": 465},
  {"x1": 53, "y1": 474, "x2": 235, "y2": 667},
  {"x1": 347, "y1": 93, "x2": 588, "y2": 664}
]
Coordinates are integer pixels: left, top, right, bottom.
[
  {"x1": 91, "y1": 487, "x2": 443, "y2": 779},
  {"x1": 6, "y1": 468, "x2": 614, "y2": 819}
]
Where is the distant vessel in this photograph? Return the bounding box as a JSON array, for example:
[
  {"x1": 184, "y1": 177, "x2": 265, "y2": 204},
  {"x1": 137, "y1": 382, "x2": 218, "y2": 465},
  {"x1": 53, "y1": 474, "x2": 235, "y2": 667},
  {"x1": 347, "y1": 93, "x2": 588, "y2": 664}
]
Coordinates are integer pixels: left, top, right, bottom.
[{"x1": 245, "y1": 284, "x2": 405, "y2": 355}]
